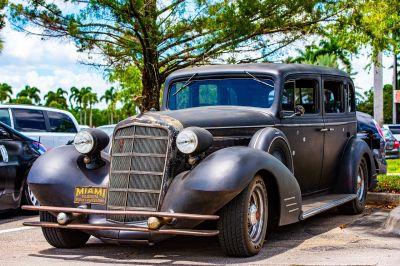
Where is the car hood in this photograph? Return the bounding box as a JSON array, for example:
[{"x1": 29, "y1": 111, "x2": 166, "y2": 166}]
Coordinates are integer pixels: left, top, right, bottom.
[{"x1": 159, "y1": 106, "x2": 274, "y2": 129}]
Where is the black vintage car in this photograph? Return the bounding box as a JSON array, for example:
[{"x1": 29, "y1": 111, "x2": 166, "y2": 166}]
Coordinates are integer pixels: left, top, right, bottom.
[
  {"x1": 24, "y1": 64, "x2": 376, "y2": 257},
  {"x1": 0, "y1": 121, "x2": 45, "y2": 211}
]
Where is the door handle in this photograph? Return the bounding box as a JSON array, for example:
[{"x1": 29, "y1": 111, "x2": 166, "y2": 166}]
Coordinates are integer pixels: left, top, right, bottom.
[
  {"x1": 328, "y1": 128, "x2": 334, "y2": 131},
  {"x1": 320, "y1": 128, "x2": 328, "y2": 132}
]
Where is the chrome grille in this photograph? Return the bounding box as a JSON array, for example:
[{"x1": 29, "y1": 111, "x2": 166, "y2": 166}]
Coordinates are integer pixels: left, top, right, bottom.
[{"x1": 107, "y1": 124, "x2": 169, "y2": 223}]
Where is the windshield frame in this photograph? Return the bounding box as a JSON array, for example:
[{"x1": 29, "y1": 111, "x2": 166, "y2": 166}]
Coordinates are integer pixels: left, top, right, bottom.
[{"x1": 165, "y1": 75, "x2": 277, "y2": 111}]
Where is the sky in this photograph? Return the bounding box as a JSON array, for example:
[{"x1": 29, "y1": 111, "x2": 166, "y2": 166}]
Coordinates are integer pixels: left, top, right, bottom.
[{"x1": 0, "y1": 22, "x2": 395, "y2": 109}]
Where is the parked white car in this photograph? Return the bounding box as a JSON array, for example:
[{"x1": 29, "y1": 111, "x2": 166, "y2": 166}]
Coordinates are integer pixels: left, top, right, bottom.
[
  {"x1": 383, "y1": 124, "x2": 400, "y2": 142},
  {"x1": 0, "y1": 105, "x2": 80, "y2": 149}
]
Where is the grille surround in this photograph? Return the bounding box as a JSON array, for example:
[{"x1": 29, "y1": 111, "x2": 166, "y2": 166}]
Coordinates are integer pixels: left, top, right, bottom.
[{"x1": 107, "y1": 123, "x2": 171, "y2": 223}]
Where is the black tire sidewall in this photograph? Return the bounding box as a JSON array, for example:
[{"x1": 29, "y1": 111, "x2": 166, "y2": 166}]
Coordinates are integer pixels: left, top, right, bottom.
[{"x1": 268, "y1": 139, "x2": 292, "y2": 172}]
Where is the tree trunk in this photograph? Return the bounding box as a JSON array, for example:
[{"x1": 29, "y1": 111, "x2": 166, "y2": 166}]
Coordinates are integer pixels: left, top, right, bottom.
[
  {"x1": 394, "y1": 53, "x2": 398, "y2": 124},
  {"x1": 141, "y1": 67, "x2": 161, "y2": 111},
  {"x1": 374, "y1": 52, "x2": 384, "y2": 125},
  {"x1": 89, "y1": 105, "x2": 93, "y2": 127}
]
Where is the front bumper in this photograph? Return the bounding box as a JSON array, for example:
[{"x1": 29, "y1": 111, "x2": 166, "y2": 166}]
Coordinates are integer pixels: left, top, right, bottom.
[{"x1": 22, "y1": 205, "x2": 219, "y2": 238}]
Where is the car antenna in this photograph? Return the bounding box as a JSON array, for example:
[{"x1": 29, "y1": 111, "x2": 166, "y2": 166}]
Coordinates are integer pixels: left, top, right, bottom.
[
  {"x1": 244, "y1": 71, "x2": 274, "y2": 88},
  {"x1": 173, "y1": 73, "x2": 198, "y2": 96}
]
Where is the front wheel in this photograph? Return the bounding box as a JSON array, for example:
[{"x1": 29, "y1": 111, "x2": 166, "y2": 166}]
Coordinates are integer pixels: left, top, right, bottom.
[
  {"x1": 23, "y1": 183, "x2": 40, "y2": 207},
  {"x1": 218, "y1": 175, "x2": 268, "y2": 257},
  {"x1": 339, "y1": 157, "x2": 368, "y2": 214},
  {"x1": 40, "y1": 211, "x2": 90, "y2": 248}
]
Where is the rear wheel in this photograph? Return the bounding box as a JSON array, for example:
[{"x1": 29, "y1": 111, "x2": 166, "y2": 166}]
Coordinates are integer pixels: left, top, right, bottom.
[
  {"x1": 218, "y1": 176, "x2": 268, "y2": 257},
  {"x1": 339, "y1": 157, "x2": 368, "y2": 214},
  {"x1": 40, "y1": 211, "x2": 90, "y2": 248}
]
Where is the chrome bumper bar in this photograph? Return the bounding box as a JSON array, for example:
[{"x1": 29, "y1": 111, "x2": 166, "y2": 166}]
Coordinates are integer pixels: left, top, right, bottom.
[{"x1": 21, "y1": 205, "x2": 219, "y2": 237}]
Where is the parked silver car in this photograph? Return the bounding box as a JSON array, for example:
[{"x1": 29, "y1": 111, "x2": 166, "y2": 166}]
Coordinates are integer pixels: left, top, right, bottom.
[{"x1": 0, "y1": 105, "x2": 80, "y2": 149}]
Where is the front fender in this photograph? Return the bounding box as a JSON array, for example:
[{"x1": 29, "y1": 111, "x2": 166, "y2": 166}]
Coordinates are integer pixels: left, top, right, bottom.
[
  {"x1": 161, "y1": 146, "x2": 301, "y2": 227},
  {"x1": 28, "y1": 145, "x2": 110, "y2": 207}
]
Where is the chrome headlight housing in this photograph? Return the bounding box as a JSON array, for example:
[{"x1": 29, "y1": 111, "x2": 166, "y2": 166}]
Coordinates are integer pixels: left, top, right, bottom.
[
  {"x1": 73, "y1": 129, "x2": 109, "y2": 155},
  {"x1": 176, "y1": 127, "x2": 213, "y2": 155}
]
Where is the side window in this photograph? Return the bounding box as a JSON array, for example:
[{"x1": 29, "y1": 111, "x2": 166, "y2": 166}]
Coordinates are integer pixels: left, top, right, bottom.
[
  {"x1": 0, "y1": 109, "x2": 11, "y2": 126},
  {"x1": 13, "y1": 109, "x2": 47, "y2": 132},
  {"x1": 346, "y1": 83, "x2": 356, "y2": 112},
  {"x1": 282, "y1": 79, "x2": 319, "y2": 114},
  {"x1": 324, "y1": 80, "x2": 345, "y2": 113},
  {"x1": 47, "y1": 111, "x2": 77, "y2": 133}
]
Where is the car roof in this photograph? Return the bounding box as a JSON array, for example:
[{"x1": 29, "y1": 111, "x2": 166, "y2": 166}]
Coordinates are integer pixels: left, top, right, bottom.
[
  {"x1": 166, "y1": 63, "x2": 349, "y2": 80},
  {"x1": 0, "y1": 104, "x2": 74, "y2": 117}
]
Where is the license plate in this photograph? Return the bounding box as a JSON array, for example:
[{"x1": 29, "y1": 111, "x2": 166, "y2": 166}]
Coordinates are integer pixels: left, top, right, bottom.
[{"x1": 74, "y1": 186, "x2": 107, "y2": 205}]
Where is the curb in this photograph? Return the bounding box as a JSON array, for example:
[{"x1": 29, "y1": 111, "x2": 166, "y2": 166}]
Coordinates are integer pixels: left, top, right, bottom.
[
  {"x1": 385, "y1": 206, "x2": 400, "y2": 235},
  {"x1": 366, "y1": 192, "x2": 400, "y2": 205}
]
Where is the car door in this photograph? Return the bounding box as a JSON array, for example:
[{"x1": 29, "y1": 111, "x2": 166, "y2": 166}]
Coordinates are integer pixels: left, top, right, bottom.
[
  {"x1": 11, "y1": 108, "x2": 54, "y2": 149},
  {"x1": 277, "y1": 75, "x2": 324, "y2": 194},
  {"x1": 320, "y1": 76, "x2": 355, "y2": 189},
  {"x1": 0, "y1": 125, "x2": 18, "y2": 198}
]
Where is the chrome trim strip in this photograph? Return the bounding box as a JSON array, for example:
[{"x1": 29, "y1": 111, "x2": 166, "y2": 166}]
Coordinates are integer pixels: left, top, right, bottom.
[
  {"x1": 112, "y1": 170, "x2": 164, "y2": 176},
  {"x1": 108, "y1": 188, "x2": 161, "y2": 194},
  {"x1": 112, "y1": 152, "x2": 166, "y2": 158},
  {"x1": 284, "y1": 196, "x2": 295, "y2": 201},
  {"x1": 301, "y1": 194, "x2": 356, "y2": 220},
  {"x1": 288, "y1": 208, "x2": 299, "y2": 213},
  {"x1": 114, "y1": 135, "x2": 169, "y2": 140},
  {"x1": 285, "y1": 202, "x2": 297, "y2": 207}
]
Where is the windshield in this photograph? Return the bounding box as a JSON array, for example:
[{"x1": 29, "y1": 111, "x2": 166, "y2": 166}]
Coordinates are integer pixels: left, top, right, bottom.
[{"x1": 168, "y1": 78, "x2": 275, "y2": 110}]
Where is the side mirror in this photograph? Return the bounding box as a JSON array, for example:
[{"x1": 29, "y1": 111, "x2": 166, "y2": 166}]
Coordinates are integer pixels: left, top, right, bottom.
[{"x1": 294, "y1": 105, "x2": 305, "y2": 116}]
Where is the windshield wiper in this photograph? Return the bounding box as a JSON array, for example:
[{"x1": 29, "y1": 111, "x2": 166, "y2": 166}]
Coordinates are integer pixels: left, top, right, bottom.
[
  {"x1": 173, "y1": 73, "x2": 198, "y2": 96},
  {"x1": 244, "y1": 71, "x2": 274, "y2": 89}
]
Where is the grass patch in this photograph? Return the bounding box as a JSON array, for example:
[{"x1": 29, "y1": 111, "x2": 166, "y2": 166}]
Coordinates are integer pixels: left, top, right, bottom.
[
  {"x1": 387, "y1": 159, "x2": 400, "y2": 174},
  {"x1": 375, "y1": 175, "x2": 400, "y2": 193}
]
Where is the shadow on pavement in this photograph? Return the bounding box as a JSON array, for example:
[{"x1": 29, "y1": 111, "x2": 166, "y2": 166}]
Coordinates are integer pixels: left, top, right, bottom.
[
  {"x1": 27, "y1": 207, "x2": 389, "y2": 265},
  {"x1": 0, "y1": 210, "x2": 37, "y2": 225}
]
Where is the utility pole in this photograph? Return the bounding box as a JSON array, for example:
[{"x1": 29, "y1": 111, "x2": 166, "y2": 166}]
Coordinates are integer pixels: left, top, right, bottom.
[{"x1": 394, "y1": 53, "x2": 398, "y2": 124}]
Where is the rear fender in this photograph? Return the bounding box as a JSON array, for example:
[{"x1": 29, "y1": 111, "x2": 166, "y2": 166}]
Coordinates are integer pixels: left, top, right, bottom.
[
  {"x1": 161, "y1": 146, "x2": 301, "y2": 228},
  {"x1": 27, "y1": 145, "x2": 110, "y2": 208},
  {"x1": 335, "y1": 137, "x2": 376, "y2": 193}
]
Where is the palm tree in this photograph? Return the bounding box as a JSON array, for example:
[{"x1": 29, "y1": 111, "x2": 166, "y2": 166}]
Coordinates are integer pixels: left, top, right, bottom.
[
  {"x1": 70, "y1": 86, "x2": 84, "y2": 123},
  {"x1": 80, "y1": 87, "x2": 93, "y2": 125},
  {"x1": 44, "y1": 88, "x2": 68, "y2": 109},
  {"x1": 83, "y1": 91, "x2": 98, "y2": 127},
  {"x1": 100, "y1": 87, "x2": 118, "y2": 124},
  {"x1": 0, "y1": 83, "x2": 13, "y2": 103},
  {"x1": 16, "y1": 85, "x2": 41, "y2": 104}
]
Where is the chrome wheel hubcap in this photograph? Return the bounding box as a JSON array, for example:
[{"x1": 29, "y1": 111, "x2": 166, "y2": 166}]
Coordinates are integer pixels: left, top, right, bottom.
[
  {"x1": 247, "y1": 184, "x2": 265, "y2": 244},
  {"x1": 356, "y1": 166, "x2": 365, "y2": 201},
  {"x1": 28, "y1": 186, "x2": 40, "y2": 206}
]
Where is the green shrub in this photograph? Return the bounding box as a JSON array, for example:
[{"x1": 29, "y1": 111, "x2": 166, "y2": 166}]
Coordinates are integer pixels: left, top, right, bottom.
[{"x1": 374, "y1": 175, "x2": 400, "y2": 193}]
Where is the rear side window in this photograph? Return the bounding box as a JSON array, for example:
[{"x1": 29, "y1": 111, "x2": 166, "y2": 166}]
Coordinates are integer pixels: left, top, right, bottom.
[
  {"x1": 0, "y1": 109, "x2": 11, "y2": 126},
  {"x1": 346, "y1": 84, "x2": 356, "y2": 112},
  {"x1": 324, "y1": 80, "x2": 345, "y2": 113},
  {"x1": 47, "y1": 111, "x2": 77, "y2": 133},
  {"x1": 13, "y1": 108, "x2": 47, "y2": 132}
]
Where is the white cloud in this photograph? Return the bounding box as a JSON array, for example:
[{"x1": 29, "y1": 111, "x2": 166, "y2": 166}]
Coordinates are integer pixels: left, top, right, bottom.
[{"x1": 0, "y1": 23, "x2": 111, "y2": 108}]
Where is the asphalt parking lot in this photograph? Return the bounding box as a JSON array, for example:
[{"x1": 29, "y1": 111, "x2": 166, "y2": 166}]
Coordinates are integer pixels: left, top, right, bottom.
[{"x1": 0, "y1": 205, "x2": 399, "y2": 266}]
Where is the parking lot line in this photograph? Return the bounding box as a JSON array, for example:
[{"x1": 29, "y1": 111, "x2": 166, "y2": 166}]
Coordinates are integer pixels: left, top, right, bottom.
[{"x1": 0, "y1": 226, "x2": 34, "y2": 234}]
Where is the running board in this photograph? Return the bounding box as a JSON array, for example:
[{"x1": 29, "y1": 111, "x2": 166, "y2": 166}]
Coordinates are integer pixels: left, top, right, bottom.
[{"x1": 301, "y1": 194, "x2": 357, "y2": 220}]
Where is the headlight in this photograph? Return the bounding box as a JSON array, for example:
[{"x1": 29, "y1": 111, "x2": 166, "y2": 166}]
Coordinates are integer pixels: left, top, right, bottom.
[
  {"x1": 74, "y1": 130, "x2": 94, "y2": 154},
  {"x1": 176, "y1": 127, "x2": 213, "y2": 154},
  {"x1": 73, "y1": 129, "x2": 109, "y2": 155}
]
